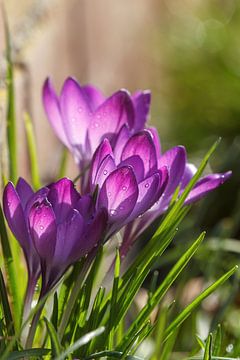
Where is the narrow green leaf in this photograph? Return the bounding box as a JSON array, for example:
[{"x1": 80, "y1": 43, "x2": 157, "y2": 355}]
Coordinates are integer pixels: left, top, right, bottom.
[
  {"x1": 0, "y1": 204, "x2": 21, "y2": 330},
  {"x1": 51, "y1": 292, "x2": 58, "y2": 330},
  {"x1": 213, "y1": 324, "x2": 222, "y2": 356},
  {"x1": 119, "y1": 232, "x2": 205, "y2": 352},
  {"x1": 23, "y1": 113, "x2": 41, "y2": 189},
  {"x1": 6, "y1": 348, "x2": 50, "y2": 359},
  {"x1": 164, "y1": 265, "x2": 238, "y2": 341},
  {"x1": 108, "y1": 249, "x2": 120, "y2": 348},
  {"x1": 0, "y1": 269, "x2": 15, "y2": 338},
  {"x1": 203, "y1": 333, "x2": 212, "y2": 360},
  {"x1": 151, "y1": 306, "x2": 168, "y2": 360},
  {"x1": 4, "y1": 9, "x2": 17, "y2": 184},
  {"x1": 58, "y1": 147, "x2": 68, "y2": 179},
  {"x1": 44, "y1": 317, "x2": 62, "y2": 357},
  {"x1": 55, "y1": 326, "x2": 105, "y2": 360},
  {"x1": 196, "y1": 335, "x2": 205, "y2": 350}
]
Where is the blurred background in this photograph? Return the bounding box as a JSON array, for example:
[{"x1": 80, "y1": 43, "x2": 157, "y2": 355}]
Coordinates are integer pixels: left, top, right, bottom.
[{"x1": 1, "y1": 0, "x2": 240, "y2": 357}]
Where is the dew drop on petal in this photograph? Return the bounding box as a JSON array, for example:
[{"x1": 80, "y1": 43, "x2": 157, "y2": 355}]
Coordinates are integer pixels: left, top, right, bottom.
[
  {"x1": 107, "y1": 192, "x2": 111, "y2": 197},
  {"x1": 122, "y1": 186, "x2": 127, "y2": 191},
  {"x1": 7, "y1": 202, "x2": 11, "y2": 206},
  {"x1": 145, "y1": 183, "x2": 149, "y2": 188},
  {"x1": 110, "y1": 209, "x2": 117, "y2": 216},
  {"x1": 39, "y1": 225, "x2": 44, "y2": 230},
  {"x1": 103, "y1": 170, "x2": 108, "y2": 175}
]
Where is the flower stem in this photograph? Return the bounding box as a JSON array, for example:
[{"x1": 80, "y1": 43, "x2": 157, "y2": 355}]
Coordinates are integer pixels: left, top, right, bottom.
[{"x1": 25, "y1": 299, "x2": 45, "y2": 349}]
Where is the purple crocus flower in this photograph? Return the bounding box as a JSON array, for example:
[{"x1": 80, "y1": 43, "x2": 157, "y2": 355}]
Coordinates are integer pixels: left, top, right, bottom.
[
  {"x1": 3, "y1": 178, "x2": 107, "y2": 296},
  {"x1": 88, "y1": 130, "x2": 169, "y2": 238},
  {"x1": 119, "y1": 128, "x2": 232, "y2": 256},
  {"x1": 43, "y1": 77, "x2": 151, "y2": 178},
  {"x1": 89, "y1": 126, "x2": 231, "y2": 256}
]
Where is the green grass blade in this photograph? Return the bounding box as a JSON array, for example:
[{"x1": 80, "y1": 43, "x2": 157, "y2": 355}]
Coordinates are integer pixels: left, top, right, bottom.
[
  {"x1": 58, "y1": 147, "x2": 68, "y2": 179},
  {"x1": 119, "y1": 232, "x2": 205, "y2": 352},
  {"x1": 107, "y1": 249, "x2": 120, "y2": 348},
  {"x1": 164, "y1": 265, "x2": 238, "y2": 341},
  {"x1": 44, "y1": 317, "x2": 62, "y2": 357},
  {"x1": 4, "y1": 10, "x2": 17, "y2": 184},
  {"x1": 55, "y1": 326, "x2": 105, "y2": 360},
  {"x1": 0, "y1": 204, "x2": 21, "y2": 330},
  {"x1": 23, "y1": 113, "x2": 41, "y2": 189},
  {"x1": 203, "y1": 333, "x2": 212, "y2": 360},
  {"x1": 0, "y1": 269, "x2": 15, "y2": 339},
  {"x1": 213, "y1": 324, "x2": 222, "y2": 356},
  {"x1": 6, "y1": 348, "x2": 50, "y2": 359}
]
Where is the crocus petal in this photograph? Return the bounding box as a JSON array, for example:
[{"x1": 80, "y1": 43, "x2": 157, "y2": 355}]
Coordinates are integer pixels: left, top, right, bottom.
[
  {"x1": 89, "y1": 90, "x2": 134, "y2": 149},
  {"x1": 43, "y1": 78, "x2": 70, "y2": 147},
  {"x1": 113, "y1": 124, "x2": 131, "y2": 164},
  {"x1": 127, "y1": 172, "x2": 162, "y2": 222},
  {"x1": 148, "y1": 127, "x2": 161, "y2": 158},
  {"x1": 185, "y1": 171, "x2": 232, "y2": 205},
  {"x1": 47, "y1": 178, "x2": 80, "y2": 223},
  {"x1": 94, "y1": 155, "x2": 116, "y2": 188},
  {"x1": 121, "y1": 130, "x2": 158, "y2": 178},
  {"x1": 158, "y1": 146, "x2": 186, "y2": 197},
  {"x1": 75, "y1": 208, "x2": 108, "y2": 259},
  {"x1": 180, "y1": 163, "x2": 197, "y2": 190},
  {"x1": 119, "y1": 155, "x2": 145, "y2": 183},
  {"x1": 29, "y1": 200, "x2": 57, "y2": 262},
  {"x1": 16, "y1": 177, "x2": 34, "y2": 210},
  {"x1": 97, "y1": 166, "x2": 138, "y2": 225},
  {"x1": 54, "y1": 209, "x2": 84, "y2": 266},
  {"x1": 60, "y1": 77, "x2": 91, "y2": 149},
  {"x1": 90, "y1": 138, "x2": 114, "y2": 187},
  {"x1": 3, "y1": 182, "x2": 29, "y2": 250},
  {"x1": 132, "y1": 90, "x2": 151, "y2": 131},
  {"x1": 75, "y1": 195, "x2": 94, "y2": 220},
  {"x1": 82, "y1": 84, "x2": 105, "y2": 111}
]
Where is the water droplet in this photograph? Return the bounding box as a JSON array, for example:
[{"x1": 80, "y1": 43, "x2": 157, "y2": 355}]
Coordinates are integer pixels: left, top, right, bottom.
[
  {"x1": 7, "y1": 202, "x2": 11, "y2": 206},
  {"x1": 122, "y1": 186, "x2": 127, "y2": 191},
  {"x1": 226, "y1": 344, "x2": 233, "y2": 353},
  {"x1": 96, "y1": 114, "x2": 101, "y2": 119},
  {"x1": 103, "y1": 170, "x2": 108, "y2": 175},
  {"x1": 39, "y1": 225, "x2": 44, "y2": 230},
  {"x1": 78, "y1": 107, "x2": 83, "y2": 113},
  {"x1": 107, "y1": 192, "x2": 111, "y2": 197},
  {"x1": 145, "y1": 183, "x2": 149, "y2": 188},
  {"x1": 110, "y1": 209, "x2": 117, "y2": 216}
]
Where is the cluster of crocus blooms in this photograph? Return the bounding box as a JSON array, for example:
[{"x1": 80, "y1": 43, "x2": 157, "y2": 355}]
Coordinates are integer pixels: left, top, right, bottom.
[{"x1": 2, "y1": 77, "x2": 231, "y2": 304}]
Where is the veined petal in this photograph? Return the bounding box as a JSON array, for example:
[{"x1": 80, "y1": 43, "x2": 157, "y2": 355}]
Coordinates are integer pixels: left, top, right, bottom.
[
  {"x1": 148, "y1": 127, "x2": 161, "y2": 158},
  {"x1": 119, "y1": 155, "x2": 145, "y2": 183},
  {"x1": 47, "y1": 178, "x2": 80, "y2": 223},
  {"x1": 127, "y1": 172, "x2": 162, "y2": 222},
  {"x1": 16, "y1": 177, "x2": 34, "y2": 210},
  {"x1": 60, "y1": 77, "x2": 91, "y2": 147},
  {"x1": 113, "y1": 124, "x2": 131, "y2": 164},
  {"x1": 74, "y1": 208, "x2": 108, "y2": 260},
  {"x1": 90, "y1": 138, "x2": 114, "y2": 187},
  {"x1": 3, "y1": 182, "x2": 29, "y2": 250},
  {"x1": 158, "y1": 146, "x2": 186, "y2": 197},
  {"x1": 82, "y1": 84, "x2": 105, "y2": 111},
  {"x1": 43, "y1": 78, "x2": 69, "y2": 147},
  {"x1": 132, "y1": 90, "x2": 151, "y2": 131},
  {"x1": 185, "y1": 171, "x2": 232, "y2": 205},
  {"x1": 121, "y1": 130, "x2": 158, "y2": 177},
  {"x1": 180, "y1": 163, "x2": 197, "y2": 190},
  {"x1": 54, "y1": 209, "x2": 84, "y2": 266},
  {"x1": 29, "y1": 200, "x2": 57, "y2": 262},
  {"x1": 89, "y1": 90, "x2": 134, "y2": 149},
  {"x1": 94, "y1": 155, "x2": 116, "y2": 189},
  {"x1": 97, "y1": 166, "x2": 138, "y2": 225}
]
